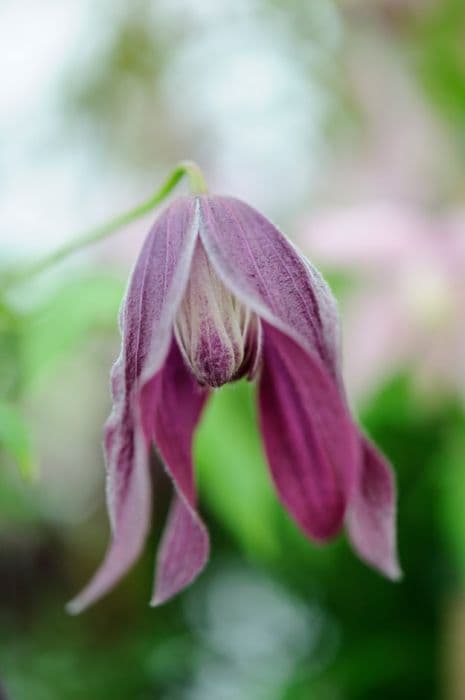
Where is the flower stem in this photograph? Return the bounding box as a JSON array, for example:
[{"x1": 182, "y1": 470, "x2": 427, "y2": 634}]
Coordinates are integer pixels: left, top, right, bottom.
[
  {"x1": 2, "y1": 160, "x2": 208, "y2": 290},
  {"x1": 182, "y1": 160, "x2": 209, "y2": 194}
]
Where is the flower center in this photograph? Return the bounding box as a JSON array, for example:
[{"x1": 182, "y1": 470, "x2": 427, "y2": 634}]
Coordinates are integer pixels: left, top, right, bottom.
[{"x1": 174, "y1": 243, "x2": 260, "y2": 387}]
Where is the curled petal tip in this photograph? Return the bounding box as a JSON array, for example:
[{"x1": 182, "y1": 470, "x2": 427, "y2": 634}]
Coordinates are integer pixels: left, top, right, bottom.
[
  {"x1": 386, "y1": 561, "x2": 403, "y2": 583},
  {"x1": 150, "y1": 495, "x2": 210, "y2": 607},
  {"x1": 150, "y1": 494, "x2": 210, "y2": 608},
  {"x1": 355, "y1": 532, "x2": 402, "y2": 582},
  {"x1": 150, "y1": 559, "x2": 210, "y2": 607},
  {"x1": 347, "y1": 437, "x2": 401, "y2": 582},
  {"x1": 149, "y1": 595, "x2": 164, "y2": 608},
  {"x1": 65, "y1": 600, "x2": 82, "y2": 616},
  {"x1": 365, "y1": 549, "x2": 403, "y2": 582},
  {"x1": 378, "y1": 539, "x2": 403, "y2": 581},
  {"x1": 148, "y1": 344, "x2": 211, "y2": 607},
  {"x1": 347, "y1": 522, "x2": 402, "y2": 582}
]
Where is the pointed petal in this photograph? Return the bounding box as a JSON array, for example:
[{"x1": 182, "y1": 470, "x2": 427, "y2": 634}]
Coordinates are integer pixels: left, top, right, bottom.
[
  {"x1": 258, "y1": 323, "x2": 359, "y2": 541},
  {"x1": 346, "y1": 438, "x2": 402, "y2": 580},
  {"x1": 66, "y1": 425, "x2": 150, "y2": 614},
  {"x1": 141, "y1": 340, "x2": 210, "y2": 606},
  {"x1": 200, "y1": 195, "x2": 357, "y2": 535},
  {"x1": 198, "y1": 195, "x2": 341, "y2": 381},
  {"x1": 67, "y1": 198, "x2": 200, "y2": 614},
  {"x1": 199, "y1": 196, "x2": 400, "y2": 576},
  {"x1": 152, "y1": 496, "x2": 209, "y2": 606}
]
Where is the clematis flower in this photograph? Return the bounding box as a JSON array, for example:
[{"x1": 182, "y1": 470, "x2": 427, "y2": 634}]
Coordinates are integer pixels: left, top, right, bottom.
[{"x1": 68, "y1": 195, "x2": 401, "y2": 614}]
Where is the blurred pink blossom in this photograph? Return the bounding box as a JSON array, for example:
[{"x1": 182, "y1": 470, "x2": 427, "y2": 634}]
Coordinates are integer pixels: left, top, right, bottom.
[{"x1": 300, "y1": 202, "x2": 465, "y2": 403}]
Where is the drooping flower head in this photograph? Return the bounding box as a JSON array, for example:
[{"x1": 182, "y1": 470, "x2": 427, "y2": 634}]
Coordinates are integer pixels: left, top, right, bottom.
[{"x1": 68, "y1": 194, "x2": 401, "y2": 613}]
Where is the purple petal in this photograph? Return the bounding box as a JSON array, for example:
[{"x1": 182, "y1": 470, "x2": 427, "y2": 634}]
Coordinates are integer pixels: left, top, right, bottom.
[
  {"x1": 66, "y1": 425, "x2": 151, "y2": 615},
  {"x1": 198, "y1": 195, "x2": 341, "y2": 381},
  {"x1": 199, "y1": 196, "x2": 400, "y2": 575},
  {"x1": 200, "y1": 196, "x2": 357, "y2": 535},
  {"x1": 346, "y1": 438, "x2": 402, "y2": 580},
  {"x1": 258, "y1": 322, "x2": 359, "y2": 541},
  {"x1": 152, "y1": 496, "x2": 209, "y2": 606},
  {"x1": 67, "y1": 198, "x2": 199, "y2": 614},
  {"x1": 142, "y1": 340, "x2": 210, "y2": 606}
]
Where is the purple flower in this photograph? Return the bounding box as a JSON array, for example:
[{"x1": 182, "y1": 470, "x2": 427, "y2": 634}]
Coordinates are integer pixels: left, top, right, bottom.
[{"x1": 68, "y1": 195, "x2": 401, "y2": 614}]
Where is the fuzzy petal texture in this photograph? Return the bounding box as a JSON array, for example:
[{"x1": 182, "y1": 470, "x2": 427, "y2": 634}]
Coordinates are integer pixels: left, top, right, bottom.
[
  {"x1": 67, "y1": 198, "x2": 199, "y2": 613},
  {"x1": 259, "y1": 323, "x2": 359, "y2": 540},
  {"x1": 346, "y1": 439, "x2": 402, "y2": 580},
  {"x1": 199, "y1": 197, "x2": 358, "y2": 531},
  {"x1": 140, "y1": 339, "x2": 210, "y2": 606},
  {"x1": 200, "y1": 196, "x2": 399, "y2": 574},
  {"x1": 198, "y1": 195, "x2": 341, "y2": 378}
]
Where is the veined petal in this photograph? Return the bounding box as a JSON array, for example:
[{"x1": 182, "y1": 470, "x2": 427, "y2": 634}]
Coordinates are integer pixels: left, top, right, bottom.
[
  {"x1": 346, "y1": 438, "x2": 402, "y2": 580},
  {"x1": 199, "y1": 195, "x2": 356, "y2": 512},
  {"x1": 141, "y1": 339, "x2": 210, "y2": 606},
  {"x1": 199, "y1": 196, "x2": 399, "y2": 575},
  {"x1": 66, "y1": 422, "x2": 150, "y2": 614},
  {"x1": 258, "y1": 323, "x2": 359, "y2": 540},
  {"x1": 198, "y1": 195, "x2": 341, "y2": 380},
  {"x1": 67, "y1": 198, "x2": 200, "y2": 613}
]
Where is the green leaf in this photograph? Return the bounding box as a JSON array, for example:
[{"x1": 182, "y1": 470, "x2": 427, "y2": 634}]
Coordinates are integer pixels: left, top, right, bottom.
[
  {"x1": 22, "y1": 273, "x2": 124, "y2": 389},
  {"x1": 437, "y1": 423, "x2": 465, "y2": 582},
  {"x1": 195, "y1": 380, "x2": 281, "y2": 561},
  {"x1": 414, "y1": 0, "x2": 465, "y2": 129},
  {"x1": 0, "y1": 300, "x2": 22, "y2": 398},
  {"x1": 0, "y1": 401, "x2": 37, "y2": 481}
]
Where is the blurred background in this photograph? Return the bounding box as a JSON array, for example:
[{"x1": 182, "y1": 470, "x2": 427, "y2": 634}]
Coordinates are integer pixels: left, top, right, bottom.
[{"x1": 1, "y1": 0, "x2": 465, "y2": 698}]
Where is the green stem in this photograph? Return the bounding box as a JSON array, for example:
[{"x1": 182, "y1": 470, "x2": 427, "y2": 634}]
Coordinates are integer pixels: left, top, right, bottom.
[
  {"x1": 2, "y1": 160, "x2": 208, "y2": 290},
  {"x1": 182, "y1": 160, "x2": 209, "y2": 195}
]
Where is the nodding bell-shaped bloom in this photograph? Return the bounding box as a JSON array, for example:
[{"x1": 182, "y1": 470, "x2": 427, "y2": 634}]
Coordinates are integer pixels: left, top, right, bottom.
[{"x1": 67, "y1": 195, "x2": 401, "y2": 614}]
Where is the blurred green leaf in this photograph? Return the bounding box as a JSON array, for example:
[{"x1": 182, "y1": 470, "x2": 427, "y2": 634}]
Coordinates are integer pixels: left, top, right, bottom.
[
  {"x1": 22, "y1": 274, "x2": 124, "y2": 389},
  {"x1": 0, "y1": 300, "x2": 22, "y2": 398},
  {"x1": 414, "y1": 0, "x2": 465, "y2": 132},
  {"x1": 438, "y1": 425, "x2": 465, "y2": 583},
  {"x1": 195, "y1": 380, "x2": 281, "y2": 561},
  {"x1": 0, "y1": 400, "x2": 37, "y2": 481}
]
